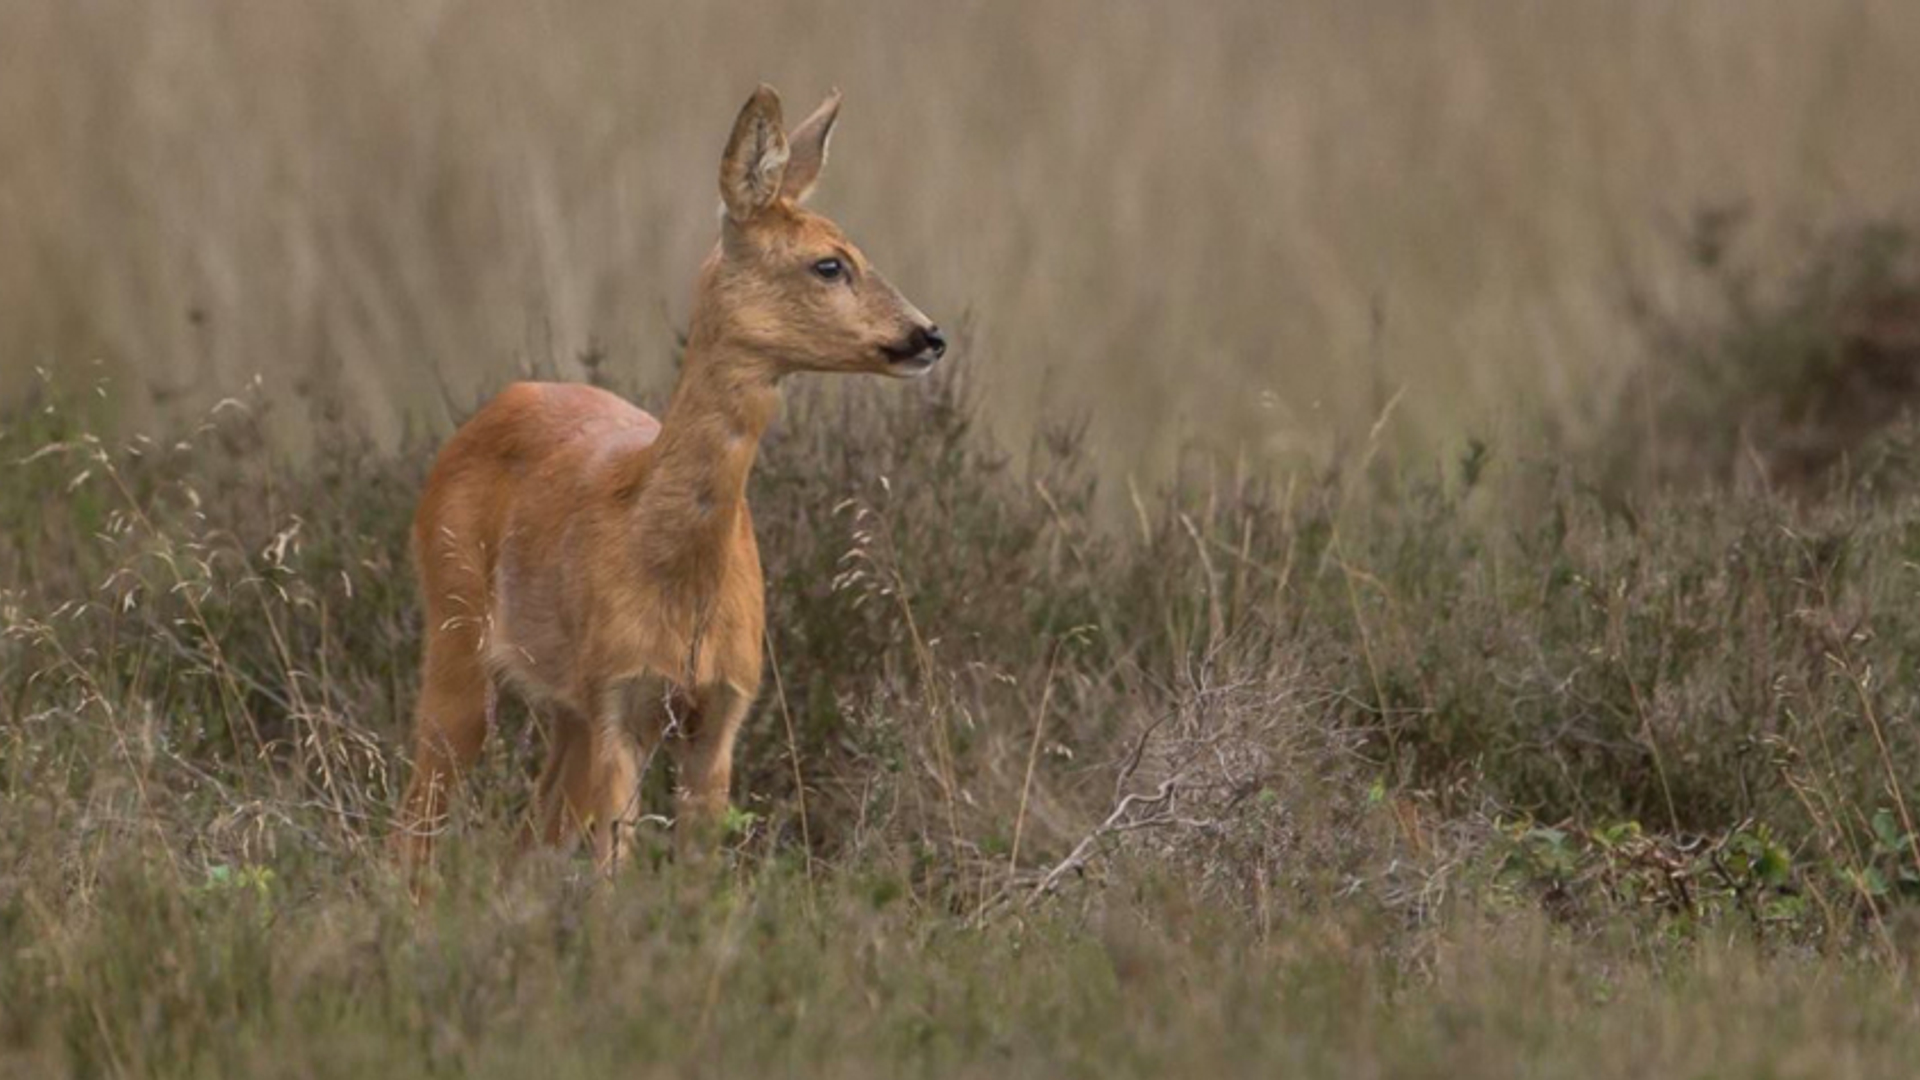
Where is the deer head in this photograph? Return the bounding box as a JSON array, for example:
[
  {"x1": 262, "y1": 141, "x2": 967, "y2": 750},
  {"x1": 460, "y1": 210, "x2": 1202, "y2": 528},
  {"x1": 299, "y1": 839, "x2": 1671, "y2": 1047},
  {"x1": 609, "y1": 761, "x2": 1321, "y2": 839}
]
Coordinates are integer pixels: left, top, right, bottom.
[{"x1": 698, "y1": 85, "x2": 946, "y2": 378}]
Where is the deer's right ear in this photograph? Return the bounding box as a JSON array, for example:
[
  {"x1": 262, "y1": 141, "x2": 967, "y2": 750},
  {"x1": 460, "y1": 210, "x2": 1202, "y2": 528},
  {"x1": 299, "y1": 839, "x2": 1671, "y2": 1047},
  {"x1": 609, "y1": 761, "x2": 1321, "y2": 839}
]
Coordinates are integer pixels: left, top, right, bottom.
[{"x1": 719, "y1": 85, "x2": 789, "y2": 224}]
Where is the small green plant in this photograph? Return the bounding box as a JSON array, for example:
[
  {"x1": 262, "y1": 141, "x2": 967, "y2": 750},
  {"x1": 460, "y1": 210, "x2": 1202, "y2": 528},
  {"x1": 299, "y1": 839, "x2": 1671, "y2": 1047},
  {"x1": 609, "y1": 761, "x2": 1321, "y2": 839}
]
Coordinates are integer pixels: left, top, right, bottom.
[
  {"x1": 722, "y1": 804, "x2": 762, "y2": 841},
  {"x1": 1853, "y1": 808, "x2": 1920, "y2": 904},
  {"x1": 196, "y1": 863, "x2": 277, "y2": 901}
]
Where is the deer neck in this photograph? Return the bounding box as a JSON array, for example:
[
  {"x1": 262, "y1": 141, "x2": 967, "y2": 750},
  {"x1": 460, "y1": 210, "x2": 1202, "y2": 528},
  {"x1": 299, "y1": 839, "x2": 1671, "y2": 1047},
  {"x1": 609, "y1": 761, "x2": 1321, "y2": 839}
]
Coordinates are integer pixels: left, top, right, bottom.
[{"x1": 629, "y1": 328, "x2": 779, "y2": 578}]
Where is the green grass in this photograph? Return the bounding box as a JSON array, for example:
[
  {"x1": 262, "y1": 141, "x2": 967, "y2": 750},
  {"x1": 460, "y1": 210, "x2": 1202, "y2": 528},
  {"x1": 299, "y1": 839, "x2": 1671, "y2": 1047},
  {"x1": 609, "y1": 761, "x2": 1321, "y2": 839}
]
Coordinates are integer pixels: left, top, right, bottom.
[
  {"x1": 10, "y1": 854, "x2": 1920, "y2": 1079},
  {"x1": 8, "y1": 340, "x2": 1920, "y2": 1076}
]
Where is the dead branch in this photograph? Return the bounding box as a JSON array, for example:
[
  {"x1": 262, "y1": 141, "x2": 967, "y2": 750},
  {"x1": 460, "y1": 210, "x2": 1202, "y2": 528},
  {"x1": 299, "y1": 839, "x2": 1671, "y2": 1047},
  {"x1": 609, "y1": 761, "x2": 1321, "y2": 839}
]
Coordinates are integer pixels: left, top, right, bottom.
[{"x1": 1026, "y1": 778, "x2": 1180, "y2": 907}]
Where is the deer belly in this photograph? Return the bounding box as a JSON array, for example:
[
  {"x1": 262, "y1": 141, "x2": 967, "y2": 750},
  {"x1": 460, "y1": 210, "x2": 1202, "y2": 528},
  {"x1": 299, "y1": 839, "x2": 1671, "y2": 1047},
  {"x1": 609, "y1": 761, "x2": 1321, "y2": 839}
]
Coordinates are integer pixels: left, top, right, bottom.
[{"x1": 485, "y1": 561, "x2": 574, "y2": 706}]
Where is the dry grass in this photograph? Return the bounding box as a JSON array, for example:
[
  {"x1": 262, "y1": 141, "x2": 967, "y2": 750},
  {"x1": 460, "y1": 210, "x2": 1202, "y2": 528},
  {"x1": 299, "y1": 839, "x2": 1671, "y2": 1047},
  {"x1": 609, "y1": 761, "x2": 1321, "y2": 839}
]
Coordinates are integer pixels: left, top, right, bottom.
[
  {"x1": 6, "y1": 2, "x2": 1920, "y2": 474},
  {"x1": 10, "y1": 4, "x2": 1920, "y2": 1076},
  {"x1": 8, "y1": 362, "x2": 1920, "y2": 1074}
]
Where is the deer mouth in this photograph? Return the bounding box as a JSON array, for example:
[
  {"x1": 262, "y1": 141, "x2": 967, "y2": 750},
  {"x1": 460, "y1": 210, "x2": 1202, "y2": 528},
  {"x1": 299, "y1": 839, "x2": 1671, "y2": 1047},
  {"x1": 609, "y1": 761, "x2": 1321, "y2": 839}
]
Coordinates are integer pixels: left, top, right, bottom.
[
  {"x1": 879, "y1": 326, "x2": 946, "y2": 376},
  {"x1": 879, "y1": 343, "x2": 941, "y2": 376},
  {"x1": 881, "y1": 351, "x2": 940, "y2": 376}
]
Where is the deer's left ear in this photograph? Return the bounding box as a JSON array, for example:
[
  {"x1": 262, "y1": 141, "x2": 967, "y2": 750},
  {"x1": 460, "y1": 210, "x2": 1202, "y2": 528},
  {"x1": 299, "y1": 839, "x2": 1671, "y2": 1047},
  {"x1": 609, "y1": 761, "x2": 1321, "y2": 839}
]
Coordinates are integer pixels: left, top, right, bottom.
[
  {"x1": 720, "y1": 85, "x2": 789, "y2": 223},
  {"x1": 779, "y1": 90, "x2": 842, "y2": 205}
]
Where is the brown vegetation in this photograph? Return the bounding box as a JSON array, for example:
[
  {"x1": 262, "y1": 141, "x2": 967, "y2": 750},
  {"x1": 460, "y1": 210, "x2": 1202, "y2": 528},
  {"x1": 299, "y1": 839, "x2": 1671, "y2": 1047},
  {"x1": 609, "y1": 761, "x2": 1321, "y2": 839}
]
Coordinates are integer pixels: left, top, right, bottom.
[
  {"x1": 9, "y1": 5, "x2": 1920, "y2": 1075},
  {"x1": 5, "y1": 3, "x2": 1920, "y2": 473}
]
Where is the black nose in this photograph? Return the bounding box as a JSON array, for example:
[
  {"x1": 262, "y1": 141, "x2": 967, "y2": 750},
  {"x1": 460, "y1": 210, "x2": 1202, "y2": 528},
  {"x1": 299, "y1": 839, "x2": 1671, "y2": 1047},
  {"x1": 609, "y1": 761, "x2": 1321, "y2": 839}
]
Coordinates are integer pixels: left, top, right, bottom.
[{"x1": 920, "y1": 325, "x2": 947, "y2": 358}]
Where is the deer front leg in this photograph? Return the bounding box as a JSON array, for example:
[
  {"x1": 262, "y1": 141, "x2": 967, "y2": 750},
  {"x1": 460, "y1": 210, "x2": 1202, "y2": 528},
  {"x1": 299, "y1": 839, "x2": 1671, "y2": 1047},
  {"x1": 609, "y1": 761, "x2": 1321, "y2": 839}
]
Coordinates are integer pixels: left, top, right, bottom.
[
  {"x1": 527, "y1": 707, "x2": 591, "y2": 852},
  {"x1": 668, "y1": 683, "x2": 752, "y2": 851},
  {"x1": 570, "y1": 677, "x2": 673, "y2": 874}
]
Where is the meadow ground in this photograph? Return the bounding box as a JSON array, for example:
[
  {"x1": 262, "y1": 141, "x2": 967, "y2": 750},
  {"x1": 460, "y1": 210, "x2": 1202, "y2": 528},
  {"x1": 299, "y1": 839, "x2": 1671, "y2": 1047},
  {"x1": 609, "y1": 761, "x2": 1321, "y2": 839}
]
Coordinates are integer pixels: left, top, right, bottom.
[
  {"x1": 8, "y1": 346, "x2": 1920, "y2": 1076},
  {"x1": 9, "y1": 3, "x2": 1920, "y2": 1076}
]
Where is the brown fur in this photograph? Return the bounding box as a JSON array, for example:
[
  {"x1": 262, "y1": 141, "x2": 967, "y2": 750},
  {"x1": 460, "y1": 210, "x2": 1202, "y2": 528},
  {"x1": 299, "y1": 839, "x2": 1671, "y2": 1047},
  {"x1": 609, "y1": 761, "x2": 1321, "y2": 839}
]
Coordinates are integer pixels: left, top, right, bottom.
[{"x1": 395, "y1": 85, "x2": 941, "y2": 873}]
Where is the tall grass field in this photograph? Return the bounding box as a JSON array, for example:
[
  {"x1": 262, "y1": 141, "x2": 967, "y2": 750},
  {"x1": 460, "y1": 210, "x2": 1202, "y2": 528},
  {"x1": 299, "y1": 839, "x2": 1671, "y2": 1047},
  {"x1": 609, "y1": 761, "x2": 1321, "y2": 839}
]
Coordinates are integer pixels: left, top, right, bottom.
[{"x1": 7, "y1": 3, "x2": 1920, "y2": 1077}]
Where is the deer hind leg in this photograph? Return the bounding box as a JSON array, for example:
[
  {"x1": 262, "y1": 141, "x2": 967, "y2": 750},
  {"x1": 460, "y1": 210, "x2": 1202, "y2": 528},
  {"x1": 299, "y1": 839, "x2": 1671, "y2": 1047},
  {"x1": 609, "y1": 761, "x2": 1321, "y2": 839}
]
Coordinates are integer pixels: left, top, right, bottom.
[
  {"x1": 396, "y1": 632, "x2": 493, "y2": 872},
  {"x1": 668, "y1": 685, "x2": 752, "y2": 852}
]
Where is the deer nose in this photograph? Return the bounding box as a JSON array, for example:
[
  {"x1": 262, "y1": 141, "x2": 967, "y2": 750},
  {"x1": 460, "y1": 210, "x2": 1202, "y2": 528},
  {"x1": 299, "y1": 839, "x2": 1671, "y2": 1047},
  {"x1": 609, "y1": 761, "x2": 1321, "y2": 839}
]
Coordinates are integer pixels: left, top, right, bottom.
[{"x1": 921, "y1": 325, "x2": 947, "y2": 358}]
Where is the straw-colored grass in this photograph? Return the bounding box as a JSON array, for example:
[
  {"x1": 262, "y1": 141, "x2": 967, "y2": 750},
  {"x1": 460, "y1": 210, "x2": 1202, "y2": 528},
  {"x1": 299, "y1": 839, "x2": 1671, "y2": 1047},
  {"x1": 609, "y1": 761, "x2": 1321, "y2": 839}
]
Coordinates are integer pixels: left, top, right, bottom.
[
  {"x1": 9, "y1": 5, "x2": 1920, "y2": 1075},
  {"x1": 5, "y1": 2, "x2": 1919, "y2": 471}
]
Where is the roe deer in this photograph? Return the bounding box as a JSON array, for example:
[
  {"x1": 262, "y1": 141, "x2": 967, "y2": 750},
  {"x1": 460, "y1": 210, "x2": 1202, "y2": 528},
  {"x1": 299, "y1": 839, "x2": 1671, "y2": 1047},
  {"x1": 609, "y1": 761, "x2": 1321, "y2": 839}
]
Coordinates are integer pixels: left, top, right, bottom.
[{"x1": 395, "y1": 84, "x2": 945, "y2": 873}]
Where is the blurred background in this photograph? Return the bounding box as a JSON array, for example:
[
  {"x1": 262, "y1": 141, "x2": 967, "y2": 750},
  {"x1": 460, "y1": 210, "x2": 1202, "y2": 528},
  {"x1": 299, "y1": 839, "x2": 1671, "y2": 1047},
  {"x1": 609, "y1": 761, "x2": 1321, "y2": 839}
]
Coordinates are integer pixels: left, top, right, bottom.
[{"x1": 4, "y1": 0, "x2": 1918, "y2": 477}]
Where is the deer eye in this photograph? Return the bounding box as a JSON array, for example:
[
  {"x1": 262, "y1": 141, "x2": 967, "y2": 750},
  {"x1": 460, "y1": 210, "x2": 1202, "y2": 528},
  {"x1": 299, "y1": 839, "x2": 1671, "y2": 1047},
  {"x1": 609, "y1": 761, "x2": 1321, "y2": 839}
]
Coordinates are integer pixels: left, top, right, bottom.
[{"x1": 811, "y1": 257, "x2": 846, "y2": 282}]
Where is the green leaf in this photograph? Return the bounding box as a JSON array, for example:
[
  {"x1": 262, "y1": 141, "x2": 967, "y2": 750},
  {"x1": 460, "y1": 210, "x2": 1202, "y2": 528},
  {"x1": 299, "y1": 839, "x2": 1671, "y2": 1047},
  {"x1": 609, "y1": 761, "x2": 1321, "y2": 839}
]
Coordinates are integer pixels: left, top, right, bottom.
[
  {"x1": 721, "y1": 805, "x2": 761, "y2": 838},
  {"x1": 1596, "y1": 821, "x2": 1641, "y2": 847},
  {"x1": 1753, "y1": 842, "x2": 1790, "y2": 887},
  {"x1": 1860, "y1": 867, "x2": 1891, "y2": 898},
  {"x1": 1872, "y1": 809, "x2": 1903, "y2": 853}
]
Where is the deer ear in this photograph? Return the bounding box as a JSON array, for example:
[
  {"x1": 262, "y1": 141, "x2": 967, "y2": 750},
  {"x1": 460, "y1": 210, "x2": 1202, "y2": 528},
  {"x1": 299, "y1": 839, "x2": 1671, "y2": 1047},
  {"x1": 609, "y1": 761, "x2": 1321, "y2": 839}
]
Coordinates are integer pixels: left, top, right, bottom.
[
  {"x1": 719, "y1": 85, "x2": 789, "y2": 223},
  {"x1": 779, "y1": 90, "x2": 842, "y2": 204}
]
